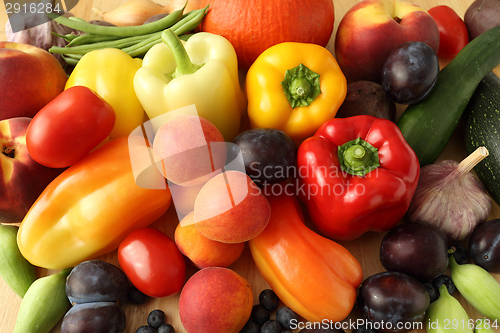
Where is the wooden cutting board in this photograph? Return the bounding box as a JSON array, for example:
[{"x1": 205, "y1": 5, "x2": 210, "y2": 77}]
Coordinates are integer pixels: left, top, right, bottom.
[{"x1": 1, "y1": 0, "x2": 499, "y2": 332}]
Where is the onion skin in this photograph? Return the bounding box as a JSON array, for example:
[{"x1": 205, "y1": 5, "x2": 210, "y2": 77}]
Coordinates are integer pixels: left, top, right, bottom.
[{"x1": 407, "y1": 159, "x2": 491, "y2": 241}]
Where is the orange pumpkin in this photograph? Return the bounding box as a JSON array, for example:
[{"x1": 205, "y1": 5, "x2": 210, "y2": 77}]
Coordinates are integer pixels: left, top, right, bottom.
[{"x1": 198, "y1": 0, "x2": 335, "y2": 70}]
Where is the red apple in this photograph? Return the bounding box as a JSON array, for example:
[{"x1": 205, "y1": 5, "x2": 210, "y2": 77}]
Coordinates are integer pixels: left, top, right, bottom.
[
  {"x1": 0, "y1": 117, "x2": 64, "y2": 222},
  {"x1": 0, "y1": 42, "x2": 67, "y2": 121},
  {"x1": 335, "y1": 0, "x2": 440, "y2": 83}
]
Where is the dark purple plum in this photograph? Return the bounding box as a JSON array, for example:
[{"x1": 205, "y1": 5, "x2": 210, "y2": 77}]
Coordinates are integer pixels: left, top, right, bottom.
[
  {"x1": 231, "y1": 129, "x2": 297, "y2": 186},
  {"x1": 381, "y1": 41, "x2": 439, "y2": 104},
  {"x1": 468, "y1": 219, "x2": 500, "y2": 272},
  {"x1": 336, "y1": 80, "x2": 396, "y2": 122},
  {"x1": 357, "y1": 272, "x2": 430, "y2": 333},
  {"x1": 61, "y1": 302, "x2": 126, "y2": 333},
  {"x1": 379, "y1": 222, "x2": 449, "y2": 281},
  {"x1": 66, "y1": 260, "x2": 130, "y2": 304}
]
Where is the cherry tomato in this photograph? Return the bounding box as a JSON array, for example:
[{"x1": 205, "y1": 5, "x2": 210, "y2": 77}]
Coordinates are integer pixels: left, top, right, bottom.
[
  {"x1": 118, "y1": 228, "x2": 186, "y2": 298},
  {"x1": 26, "y1": 86, "x2": 115, "y2": 168},
  {"x1": 428, "y1": 5, "x2": 469, "y2": 59}
]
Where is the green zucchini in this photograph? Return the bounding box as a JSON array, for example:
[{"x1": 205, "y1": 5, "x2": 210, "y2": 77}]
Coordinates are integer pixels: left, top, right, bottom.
[
  {"x1": 463, "y1": 71, "x2": 500, "y2": 206},
  {"x1": 397, "y1": 26, "x2": 500, "y2": 166}
]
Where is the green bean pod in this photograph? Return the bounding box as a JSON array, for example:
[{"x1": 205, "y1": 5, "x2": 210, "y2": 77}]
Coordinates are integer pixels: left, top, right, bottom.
[
  {"x1": 450, "y1": 256, "x2": 500, "y2": 321},
  {"x1": 0, "y1": 225, "x2": 36, "y2": 298},
  {"x1": 425, "y1": 284, "x2": 473, "y2": 333},
  {"x1": 474, "y1": 318, "x2": 496, "y2": 333},
  {"x1": 14, "y1": 268, "x2": 72, "y2": 333},
  {"x1": 67, "y1": 33, "x2": 122, "y2": 46},
  {"x1": 48, "y1": 6, "x2": 184, "y2": 37}
]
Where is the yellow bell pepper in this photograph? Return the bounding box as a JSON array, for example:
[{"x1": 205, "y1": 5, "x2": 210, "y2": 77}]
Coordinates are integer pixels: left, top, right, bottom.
[
  {"x1": 17, "y1": 137, "x2": 171, "y2": 270},
  {"x1": 65, "y1": 48, "x2": 145, "y2": 139},
  {"x1": 246, "y1": 42, "x2": 347, "y2": 143},
  {"x1": 133, "y1": 30, "x2": 246, "y2": 141}
]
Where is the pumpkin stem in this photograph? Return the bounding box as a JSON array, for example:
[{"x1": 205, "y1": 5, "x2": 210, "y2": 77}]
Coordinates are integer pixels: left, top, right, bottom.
[
  {"x1": 161, "y1": 28, "x2": 203, "y2": 78},
  {"x1": 281, "y1": 63, "x2": 321, "y2": 108}
]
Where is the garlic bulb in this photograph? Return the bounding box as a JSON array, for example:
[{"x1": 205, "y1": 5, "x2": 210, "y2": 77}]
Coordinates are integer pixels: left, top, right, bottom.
[
  {"x1": 94, "y1": 0, "x2": 168, "y2": 27},
  {"x1": 407, "y1": 147, "x2": 491, "y2": 241},
  {"x1": 5, "y1": 12, "x2": 75, "y2": 66}
]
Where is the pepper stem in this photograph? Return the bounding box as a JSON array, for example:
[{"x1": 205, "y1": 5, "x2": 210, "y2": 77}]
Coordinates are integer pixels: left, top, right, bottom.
[
  {"x1": 161, "y1": 29, "x2": 203, "y2": 79},
  {"x1": 281, "y1": 63, "x2": 321, "y2": 108},
  {"x1": 338, "y1": 138, "x2": 380, "y2": 177}
]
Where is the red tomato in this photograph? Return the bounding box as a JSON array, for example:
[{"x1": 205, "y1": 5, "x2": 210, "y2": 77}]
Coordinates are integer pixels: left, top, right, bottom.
[
  {"x1": 26, "y1": 86, "x2": 115, "y2": 168},
  {"x1": 118, "y1": 228, "x2": 186, "y2": 298},
  {"x1": 428, "y1": 5, "x2": 469, "y2": 59}
]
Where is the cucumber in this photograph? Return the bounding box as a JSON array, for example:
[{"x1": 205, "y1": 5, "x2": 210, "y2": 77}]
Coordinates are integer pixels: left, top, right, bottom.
[
  {"x1": 397, "y1": 26, "x2": 500, "y2": 166},
  {"x1": 463, "y1": 71, "x2": 500, "y2": 206}
]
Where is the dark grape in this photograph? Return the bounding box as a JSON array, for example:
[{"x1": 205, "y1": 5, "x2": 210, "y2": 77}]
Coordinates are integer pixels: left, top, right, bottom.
[
  {"x1": 276, "y1": 306, "x2": 299, "y2": 329},
  {"x1": 448, "y1": 244, "x2": 469, "y2": 265},
  {"x1": 136, "y1": 325, "x2": 156, "y2": 333},
  {"x1": 432, "y1": 275, "x2": 456, "y2": 295},
  {"x1": 65, "y1": 260, "x2": 129, "y2": 304},
  {"x1": 379, "y1": 222, "x2": 449, "y2": 281},
  {"x1": 259, "y1": 289, "x2": 280, "y2": 312},
  {"x1": 381, "y1": 41, "x2": 439, "y2": 104},
  {"x1": 239, "y1": 319, "x2": 260, "y2": 333},
  {"x1": 357, "y1": 272, "x2": 430, "y2": 333},
  {"x1": 128, "y1": 285, "x2": 149, "y2": 305},
  {"x1": 158, "y1": 323, "x2": 175, "y2": 333},
  {"x1": 421, "y1": 281, "x2": 439, "y2": 303},
  {"x1": 147, "y1": 309, "x2": 166, "y2": 329},
  {"x1": 468, "y1": 219, "x2": 500, "y2": 272},
  {"x1": 61, "y1": 302, "x2": 126, "y2": 333},
  {"x1": 231, "y1": 129, "x2": 297, "y2": 186},
  {"x1": 260, "y1": 320, "x2": 282, "y2": 333},
  {"x1": 250, "y1": 304, "x2": 269, "y2": 325}
]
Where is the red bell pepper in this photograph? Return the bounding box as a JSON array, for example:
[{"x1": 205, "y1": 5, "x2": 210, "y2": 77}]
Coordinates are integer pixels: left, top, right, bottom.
[{"x1": 297, "y1": 115, "x2": 420, "y2": 241}]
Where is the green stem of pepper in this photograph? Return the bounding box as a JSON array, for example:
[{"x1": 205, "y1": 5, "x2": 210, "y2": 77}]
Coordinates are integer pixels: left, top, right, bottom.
[
  {"x1": 161, "y1": 28, "x2": 203, "y2": 79},
  {"x1": 281, "y1": 63, "x2": 321, "y2": 108},
  {"x1": 338, "y1": 138, "x2": 380, "y2": 176}
]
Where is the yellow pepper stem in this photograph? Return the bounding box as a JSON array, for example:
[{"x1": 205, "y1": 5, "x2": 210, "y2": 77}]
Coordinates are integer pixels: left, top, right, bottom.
[
  {"x1": 281, "y1": 63, "x2": 321, "y2": 108},
  {"x1": 161, "y1": 29, "x2": 203, "y2": 78}
]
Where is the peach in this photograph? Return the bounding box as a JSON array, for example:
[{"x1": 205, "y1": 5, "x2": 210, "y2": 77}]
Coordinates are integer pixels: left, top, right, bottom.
[
  {"x1": 179, "y1": 267, "x2": 253, "y2": 333},
  {"x1": 0, "y1": 117, "x2": 64, "y2": 222},
  {"x1": 152, "y1": 115, "x2": 227, "y2": 187},
  {"x1": 335, "y1": 0, "x2": 440, "y2": 83},
  {"x1": 175, "y1": 212, "x2": 245, "y2": 269},
  {"x1": 194, "y1": 170, "x2": 271, "y2": 243},
  {"x1": 169, "y1": 181, "x2": 205, "y2": 217},
  {"x1": 0, "y1": 42, "x2": 67, "y2": 121}
]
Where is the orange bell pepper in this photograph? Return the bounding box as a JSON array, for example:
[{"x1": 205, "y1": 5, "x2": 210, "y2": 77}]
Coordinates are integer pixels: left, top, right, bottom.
[
  {"x1": 17, "y1": 137, "x2": 171, "y2": 270},
  {"x1": 249, "y1": 193, "x2": 363, "y2": 323}
]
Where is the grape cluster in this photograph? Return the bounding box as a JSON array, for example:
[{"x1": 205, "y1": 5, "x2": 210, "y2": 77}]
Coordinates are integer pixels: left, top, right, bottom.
[{"x1": 239, "y1": 289, "x2": 299, "y2": 333}]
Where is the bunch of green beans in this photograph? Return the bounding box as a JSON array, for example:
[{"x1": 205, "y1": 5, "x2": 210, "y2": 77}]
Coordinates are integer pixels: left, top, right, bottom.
[{"x1": 48, "y1": 6, "x2": 208, "y2": 65}]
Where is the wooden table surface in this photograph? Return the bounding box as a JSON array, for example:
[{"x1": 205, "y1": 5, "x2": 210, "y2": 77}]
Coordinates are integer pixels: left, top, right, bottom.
[{"x1": 1, "y1": 0, "x2": 499, "y2": 332}]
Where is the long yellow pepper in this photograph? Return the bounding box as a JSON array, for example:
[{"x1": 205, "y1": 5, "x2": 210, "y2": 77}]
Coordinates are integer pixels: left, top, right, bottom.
[{"x1": 17, "y1": 137, "x2": 171, "y2": 269}]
